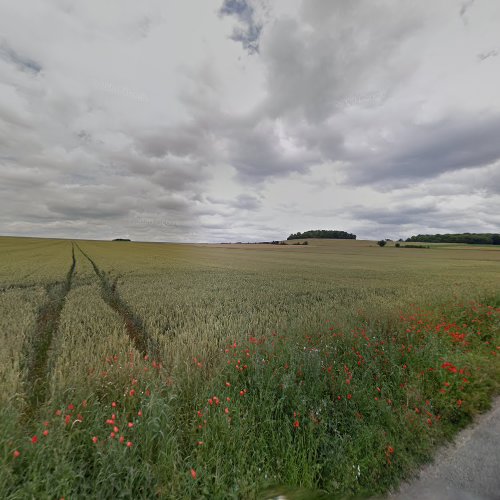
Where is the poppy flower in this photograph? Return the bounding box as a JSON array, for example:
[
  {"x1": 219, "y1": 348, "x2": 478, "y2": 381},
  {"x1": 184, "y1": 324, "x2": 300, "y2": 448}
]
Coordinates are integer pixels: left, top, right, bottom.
[
  {"x1": 293, "y1": 420, "x2": 300, "y2": 428},
  {"x1": 31, "y1": 435, "x2": 38, "y2": 444},
  {"x1": 13, "y1": 450, "x2": 20, "y2": 458},
  {"x1": 43, "y1": 430, "x2": 49, "y2": 437},
  {"x1": 126, "y1": 441, "x2": 133, "y2": 447},
  {"x1": 92, "y1": 436, "x2": 98, "y2": 444},
  {"x1": 190, "y1": 468, "x2": 197, "y2": 480}
]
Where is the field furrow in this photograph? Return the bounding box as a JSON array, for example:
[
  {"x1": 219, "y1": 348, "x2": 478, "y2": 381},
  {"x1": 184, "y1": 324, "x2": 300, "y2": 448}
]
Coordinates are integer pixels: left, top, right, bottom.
[
  {"x1": 21, "y1": 245, "x2": 76, "y2": 418},
  {"x1": 75, "y1": 243, "x2": 161, "y2": 360}
]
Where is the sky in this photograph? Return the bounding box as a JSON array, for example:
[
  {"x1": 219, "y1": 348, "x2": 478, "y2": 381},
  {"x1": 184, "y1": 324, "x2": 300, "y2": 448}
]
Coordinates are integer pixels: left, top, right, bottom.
[{"x1": 0, "y1": 0, "x2": 499, "y2": 242}]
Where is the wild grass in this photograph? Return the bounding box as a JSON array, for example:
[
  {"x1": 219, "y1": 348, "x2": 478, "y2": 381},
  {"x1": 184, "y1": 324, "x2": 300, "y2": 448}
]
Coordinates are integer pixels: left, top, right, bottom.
[{"x1": 0, "y1": 237, "x2": 498, "y2": 498}]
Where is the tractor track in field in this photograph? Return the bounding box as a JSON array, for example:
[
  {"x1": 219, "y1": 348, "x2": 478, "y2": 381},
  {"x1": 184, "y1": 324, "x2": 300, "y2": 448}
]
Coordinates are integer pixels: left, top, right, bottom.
[
  {"x1": 0, "y1": 282, "x2": 49, "y2": 294},
  {"x1": 22, "y1": 243, "x2": 76, "y2": 420},
  {"x1": 74, "y1": 243, "x2": 161, "y2": 361}
]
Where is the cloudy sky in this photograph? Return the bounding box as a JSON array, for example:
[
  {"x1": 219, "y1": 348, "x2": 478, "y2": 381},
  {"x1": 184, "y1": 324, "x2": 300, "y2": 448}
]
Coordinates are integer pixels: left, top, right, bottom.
[{"x1": 1, "y1": 0, "x2": 499, "y2": 242}]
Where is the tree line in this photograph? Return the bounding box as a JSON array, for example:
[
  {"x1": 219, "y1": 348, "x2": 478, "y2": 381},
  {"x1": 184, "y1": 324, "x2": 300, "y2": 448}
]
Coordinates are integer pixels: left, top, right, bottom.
[
  {"x1": 406, "y1": 233, "x2": 500, "y2": 245},
  {"x1": 287, "y1": 230, "x2": 356, "y2": 240}
]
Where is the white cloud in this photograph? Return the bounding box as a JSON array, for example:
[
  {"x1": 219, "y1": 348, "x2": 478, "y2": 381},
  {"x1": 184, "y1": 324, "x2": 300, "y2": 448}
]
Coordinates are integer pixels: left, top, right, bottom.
[{"x1": 0, "y1": 0, "x2": 499, "y2": 242}]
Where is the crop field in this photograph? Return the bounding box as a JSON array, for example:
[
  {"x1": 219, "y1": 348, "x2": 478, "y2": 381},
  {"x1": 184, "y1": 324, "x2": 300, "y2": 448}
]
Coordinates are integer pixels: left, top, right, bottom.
[{"x1": 0, "y1": 236, "x2": 499, "y2": 498}]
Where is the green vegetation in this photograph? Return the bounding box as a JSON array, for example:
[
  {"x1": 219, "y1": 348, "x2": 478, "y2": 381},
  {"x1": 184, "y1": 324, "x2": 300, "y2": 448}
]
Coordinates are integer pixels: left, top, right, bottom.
[
  {"x1": 288, "y1": 230, "x2": 356, "y2": 240},
  {"x1": 0, "y1": 237, "x2": 499, "y2": 498},
  {"x1": 406, "y1": 233, "x2": 500, "y2": 245}
]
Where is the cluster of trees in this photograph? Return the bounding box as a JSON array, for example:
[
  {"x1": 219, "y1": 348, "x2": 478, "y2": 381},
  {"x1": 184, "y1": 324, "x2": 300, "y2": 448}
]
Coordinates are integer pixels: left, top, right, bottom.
[
  {"x1": 287, "y1": 230, "x2": 356, "y2": 240},
  {"x1": 406, "y1": 233, "x2": 500, "y2": 245}
]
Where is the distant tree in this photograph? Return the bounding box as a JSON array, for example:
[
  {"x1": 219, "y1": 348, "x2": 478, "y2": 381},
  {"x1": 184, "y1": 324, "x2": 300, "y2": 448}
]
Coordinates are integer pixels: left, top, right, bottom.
[
  {"x1": 395, "y1": 243, "x2": 400, "y2": 247},
  {"x1": 287, "y1": 230, "x2": 356, "y2": 240},
  {"x1": 406, "y1": 233, "x2": 499, "y2": 245},
  {"x1": 377, "y1": 240, "x2": 387, "y2": 247}
]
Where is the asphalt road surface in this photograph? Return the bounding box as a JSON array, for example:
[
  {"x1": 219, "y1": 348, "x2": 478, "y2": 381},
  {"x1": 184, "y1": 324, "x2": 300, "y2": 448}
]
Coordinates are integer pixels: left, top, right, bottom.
[{"x1": 388, "y1": 397, "x2": 500, "y2": 500}]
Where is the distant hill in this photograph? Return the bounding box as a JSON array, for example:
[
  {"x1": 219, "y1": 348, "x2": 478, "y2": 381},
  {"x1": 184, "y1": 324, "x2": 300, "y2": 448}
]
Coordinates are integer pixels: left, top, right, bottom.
[
  {"x1": 406, "y1": 233, "x2": 500, "y2": 245},
  {"x1": 287, "y1": 230, "x2": 356, "y2": 240}
]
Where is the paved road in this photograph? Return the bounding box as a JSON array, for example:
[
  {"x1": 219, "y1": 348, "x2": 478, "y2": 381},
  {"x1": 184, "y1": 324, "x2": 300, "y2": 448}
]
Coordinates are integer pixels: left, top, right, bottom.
[{"x1": 388, "y1": 397, "x2": 500, "y2": 500}]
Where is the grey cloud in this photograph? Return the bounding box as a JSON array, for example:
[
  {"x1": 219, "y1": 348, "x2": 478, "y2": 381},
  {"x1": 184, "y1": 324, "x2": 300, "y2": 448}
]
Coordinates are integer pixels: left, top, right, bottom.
[
  {"x1": 477, "y1": 49, "x2": 498, "y2": 61},
  {"x1": 343, "y1": 113, "x2": 500, "y2": 186},
  {"x1": 460, "y1": 0, "x2": 475, "y2": 19},
  {"x1": 46, "y1": 199, "x2": 130, "y2": 220},
  {"x1": 260, "y1": 3, "x2": 421, "y2": 122},
  {"x1": 222, "y1": 118, "x2": 319, "y2": 181},
  {"x1": 134, "y1": 126, "x2": 217, "y2": 162},
  {"x1": 231, "y1": 194, "x2": 261, "y2": 210},
  {"x1": 347, "y1": 203, "x2": 440, "y2": 226},
  {"x1": 207, "y1": 193, "x2": 262, "y2": 211},
  {"x1": 156, "y1": 195, "x2": 192, "y2": 212},
  {"x1": 1, "y1": 0, "x2": 499, "y2": 243}
]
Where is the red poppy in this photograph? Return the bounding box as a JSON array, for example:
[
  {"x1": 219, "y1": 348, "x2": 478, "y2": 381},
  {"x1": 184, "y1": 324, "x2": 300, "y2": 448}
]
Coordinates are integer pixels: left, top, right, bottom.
[
  {"x1": 126, "y1": 441, "x2": 133, "y2": 448},
  {"x1": 92, "y1": 436, "x2": 98, "y2": 444},
  {"x1": 347, "y1": 394, "x2": 352, "y2": 400},
  {"x1": 31, "y1": 435, "x2": 38, "y2": 444},
  {"x1": 293, "y1": 420, "x2": 300, "y2": 428},
  {"x1": 43, "y1": 430, "x2": 49, "y2": 437},
  {"x1": 191, "y1": 468, "x2": 197, "y2": 480},
  {"x1": 13, "y1": 450, "x2": 20, "y2": 458}
]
